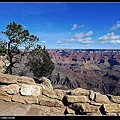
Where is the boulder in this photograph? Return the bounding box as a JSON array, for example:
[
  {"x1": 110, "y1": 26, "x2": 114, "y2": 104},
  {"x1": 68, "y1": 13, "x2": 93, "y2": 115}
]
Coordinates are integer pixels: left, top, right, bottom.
[
  {"x1": 70, "y1": 88, "x2": 90, "y2": 96},
  {"x1": 16, "y1": 76, "x2": 35, "y2": 84},
  {"x1": 103, "y1": 104, "x2": 120, "y2": 113},
  {"x1": 66, "y1": 95, "x2": 90, "y2": 103},
  {"x1": 95, "y1": 93, "x2": 110, "y2": 104},
  {"x1": 2, "y1": 84, "x2": 20, "y2": 95},
  {"x1": 39, "y1": 77, "x2": 53, "y2": 90},
  {"x1": 0, "y1": 73, "x2": 17, "y2": 84},
  {"x1": 69, "y1": 103, "x2": 100, "y2": 113},
  {"x1": 54, "y1": 89, "x2": 66, "y2": 101},
  {"x1": 42, "y1": 88, "x2": 58, "y2": 99},
  {"x1": 80, "y1": 103, "x2": 100, "y2": 113},
  {"x1": 12, "y1": 94, "x2": 39, "y2": 104},
  {"x1": 12, "y1": 94, "x2": 26, "y2": 104},
  {"x1": 38, "y1": 95, "x2": 64, "y2": 107},
  {"x1": 0, "y1": 73, "x2": 35, "y2": 84},
  {"x1": 20, "y1": 84, "x2": 42, "y2": 97}
]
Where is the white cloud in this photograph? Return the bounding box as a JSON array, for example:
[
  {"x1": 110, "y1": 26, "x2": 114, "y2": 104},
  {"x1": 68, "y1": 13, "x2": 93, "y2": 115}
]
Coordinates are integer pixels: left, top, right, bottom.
[
  {"x1": 110, "y1": 21, "x2": 120, "y2": 31},
  {"x1": 56, "y1": 31, "x2": 94, "y2": 47},
  {"x1": 71, "y1": 24, "x2": 84, "y2": 30},
  {"x1": 85, "y1": 31, "x2": 93, "y2": 36},
  {"x1": 74, "y1": 31, "x2": 94, "y2": 45},
  {"x1": 41, "y1": 41, "x2": 47, "y2": 44},
  {"x1": 76, "y1": 37, "x2": 94, "y2": 44},
  {"x1": 75, "y1": 32, "x2": 84, "y2": 38},
  {"x1": 75, "y1": 31, "x2": 93, "y2": 39},
  {"x1": 98, "y1": 32, "x2": 120, "y2": 44}
]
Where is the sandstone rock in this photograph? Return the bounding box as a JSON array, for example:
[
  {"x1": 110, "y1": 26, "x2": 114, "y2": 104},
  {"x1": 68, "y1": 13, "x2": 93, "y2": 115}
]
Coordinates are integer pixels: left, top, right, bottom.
[
  {"x1": 2, "y1": 84, "x2": 20, "y2": 95},
  {"x1": 81, "y1": 103, "x2": 100, "y2": 113},
  {"x1": 25, "y1": 105, "x2": 47, "y2": 116},
  {"x1": 0, "y1": 73, "x2": 35, "y2": 84},
  {"x1": 47, "y1": 106, "x2": 65, "y2": 116},
  {"x1": 0, "y1": 93, "x2": 12, "y2": 102},
  {"x1": 103, "y1": 104, "x2": 120, "y2": 113},
  {"x1": 20, "y1": 84, "x2": 42, "y2": 97},
  {"x1": 42, "y1": 88, "x2": 58, "y2": 99},
  {"x1": 70, "y1": 103, "x2": 100, "y2": 113},
  {"x1": 95, "y1": 93, "x2": 110, "y2": 104},
  {"x1": 12, "y1": 94, "x2": 38, "y2": 104},
  {"x1": 16, "y1": 76, "x2": 35, "y2": 84},
  {"x1": 25, "y1": 104, "x2": 65, "y2": 116},
  {"x1": 12, "y1": 94, "x2": 26, "y2": 104},
  {"x1": 38, "y1": 95, "x2": 64, "y2": 107},
  {"x1": 66, "y1": 95, "x2": 90, "y2": 103},
  {"x1": 107, "y1": 94, "x2": 120, "y2": 104},
  {"x1": 89, "y1": 90, "x2": 95, "y2": 100},
  {"x1": 0, "y1": 73, "x2": 17, "y2": 84},
  {"x1": 0, "y1": 100, "x2": 31, "y2": 116},
  {"x1": 24, "y1": 96, "x2": 38, "y2": 104},
  {"x1": 54, "y1": 89, "x2": 66, "y2": 101},
  {"x1": 65, "y1": 106, "x2": 75, "y2": 115},
  {"x1": 90, "y1": 101, "x2": 102, "y2": 106},
  {"x1": 39, "y1": 77, "x2": 53, "y2": 90},
  {"x1": 70, "y1": 88, "x2": 90, "y2": 96}
]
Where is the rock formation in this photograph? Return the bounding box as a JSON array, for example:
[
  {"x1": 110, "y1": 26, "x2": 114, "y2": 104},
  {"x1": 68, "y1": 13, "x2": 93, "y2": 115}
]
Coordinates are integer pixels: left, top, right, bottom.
[
  {"x1": 48, "y1": 49, "x2": 120, "y2": 95},
  {"x1": 0, "y1": 73, "x2": 120, "y2": 116}
]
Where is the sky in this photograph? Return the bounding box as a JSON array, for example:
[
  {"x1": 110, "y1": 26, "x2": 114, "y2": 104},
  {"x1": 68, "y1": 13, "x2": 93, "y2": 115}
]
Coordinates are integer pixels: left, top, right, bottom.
[{"x1": 0, "y1": 2, "x2": 120, "y2": 49}]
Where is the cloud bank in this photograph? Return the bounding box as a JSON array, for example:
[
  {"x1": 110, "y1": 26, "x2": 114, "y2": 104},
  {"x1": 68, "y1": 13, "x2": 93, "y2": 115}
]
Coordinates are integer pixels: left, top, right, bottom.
[{"x1": 98, "y1": 32, "x2": 120, "y2": 44}]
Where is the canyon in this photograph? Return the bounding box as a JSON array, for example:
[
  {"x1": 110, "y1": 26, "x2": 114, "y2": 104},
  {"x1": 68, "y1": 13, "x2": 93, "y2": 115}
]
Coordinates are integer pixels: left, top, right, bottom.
[{"x1": 48, "y1": 49, "x2": 120, "y2": 95}]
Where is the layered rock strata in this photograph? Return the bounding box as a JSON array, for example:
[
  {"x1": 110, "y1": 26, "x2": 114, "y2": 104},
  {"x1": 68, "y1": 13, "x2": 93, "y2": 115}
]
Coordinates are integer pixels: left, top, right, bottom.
[{"x1": 0, "y1": 73, "x2": 120, "y2": 116}]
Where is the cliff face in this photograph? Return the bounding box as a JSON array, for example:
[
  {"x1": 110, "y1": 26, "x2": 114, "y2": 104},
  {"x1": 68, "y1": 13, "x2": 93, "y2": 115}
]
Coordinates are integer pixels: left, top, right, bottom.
[
  {"x1": 0, "y1": 73, "x2": 120, "y2": 116},
  {"x1": 48, "y1": 49, "x2": 120, "y2": 95}
]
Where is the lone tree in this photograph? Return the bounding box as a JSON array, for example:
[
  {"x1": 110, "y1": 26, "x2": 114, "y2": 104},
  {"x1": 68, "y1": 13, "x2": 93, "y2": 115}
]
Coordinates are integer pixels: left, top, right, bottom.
[
  {"x1": 27, "y1": 44, "x2": 55, "y2": 78},
  {"x1": 2, "y1": 22, "x2": 39, "y2": 74}
]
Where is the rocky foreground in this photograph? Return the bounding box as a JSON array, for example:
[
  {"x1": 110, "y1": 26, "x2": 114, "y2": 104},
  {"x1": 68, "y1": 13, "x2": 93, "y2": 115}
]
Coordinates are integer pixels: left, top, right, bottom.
[{"x1": 0, "y1": 73, "x2": 120, "y2": 116}]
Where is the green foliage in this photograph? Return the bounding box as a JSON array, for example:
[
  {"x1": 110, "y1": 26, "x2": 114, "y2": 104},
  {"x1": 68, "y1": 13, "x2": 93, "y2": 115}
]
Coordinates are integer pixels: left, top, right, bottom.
[
  {"x1": 27, "y1": 44, "x2": 55, "y2": 78},
  {"x1": 0, "y1": 39, "x2": 7, "y2": 55},
  {"x1": 2, "y1": 22, "x2": 39, "y2": 74}
]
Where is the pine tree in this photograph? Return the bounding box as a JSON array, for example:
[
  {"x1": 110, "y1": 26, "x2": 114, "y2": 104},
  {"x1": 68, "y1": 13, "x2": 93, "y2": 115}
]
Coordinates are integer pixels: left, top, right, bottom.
[
  {"x1": 27, "y1": 45, "x2": 55, "y2": 78},
  {"x1": 2, "y1": 22, "x2": 39, "y2": 74}
]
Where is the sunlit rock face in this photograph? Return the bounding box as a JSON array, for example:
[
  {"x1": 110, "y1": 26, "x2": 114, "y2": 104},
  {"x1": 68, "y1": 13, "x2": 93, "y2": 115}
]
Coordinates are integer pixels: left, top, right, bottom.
[{"x1": 0, "y1": 73, "x2": 120, "y2": 116}]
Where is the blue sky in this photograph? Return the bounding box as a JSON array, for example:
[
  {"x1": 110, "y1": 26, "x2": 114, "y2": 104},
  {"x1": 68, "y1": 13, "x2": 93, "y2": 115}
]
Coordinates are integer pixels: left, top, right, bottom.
[{"x1": 0, "y1": 2, "x2": 120, "y2": 49}]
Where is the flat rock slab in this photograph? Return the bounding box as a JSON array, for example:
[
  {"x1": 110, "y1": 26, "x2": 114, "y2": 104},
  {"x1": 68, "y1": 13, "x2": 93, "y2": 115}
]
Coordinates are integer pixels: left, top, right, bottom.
[
  {"x1": 0, "y1": 100, "x2": 31, "y2": 116},
  {"x1": 0, "y1": 100, "x2": 65, "y2": 116}
]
